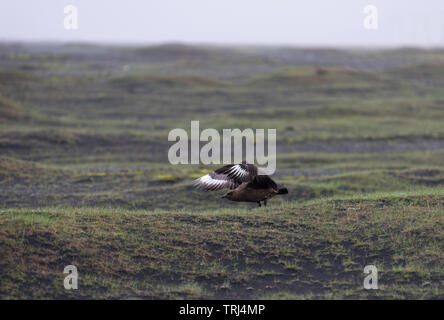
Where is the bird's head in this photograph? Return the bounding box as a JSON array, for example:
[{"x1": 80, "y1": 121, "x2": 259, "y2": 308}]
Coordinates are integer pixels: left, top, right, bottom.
[{"x1": 221, "y1": 191, "x2": 234, "y2": 200}]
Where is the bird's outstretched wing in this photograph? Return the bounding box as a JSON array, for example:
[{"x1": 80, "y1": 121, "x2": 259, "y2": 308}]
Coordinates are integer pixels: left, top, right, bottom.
[{"x1": 194, "y1": 162, "x2": 258, "y2": 191}]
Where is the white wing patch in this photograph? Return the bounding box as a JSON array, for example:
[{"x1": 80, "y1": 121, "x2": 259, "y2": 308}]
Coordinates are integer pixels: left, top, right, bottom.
[
  {"x1": 226, "y1": 164, "x2": 249, "y2": 181},
  {"x1": 194, "y1": 173, "x2": 234, "y2": 191},
  {"x1": 193, "y1": 163, "x2": 256, "y2": 191}
]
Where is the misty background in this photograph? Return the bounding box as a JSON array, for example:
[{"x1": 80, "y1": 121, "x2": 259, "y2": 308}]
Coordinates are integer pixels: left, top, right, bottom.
[{"x1": 1, "y1": 0, "x2": 444, "y2": 47}]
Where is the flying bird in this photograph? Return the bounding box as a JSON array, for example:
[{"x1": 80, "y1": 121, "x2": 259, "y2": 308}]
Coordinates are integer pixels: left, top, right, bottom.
[{"x1": 194, "y1": 161, "x2": 288, "y2": 207}]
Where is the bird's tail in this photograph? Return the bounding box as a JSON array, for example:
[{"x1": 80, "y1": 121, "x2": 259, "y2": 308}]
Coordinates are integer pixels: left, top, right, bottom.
[{"x1": 277, "y1": 188, "x2": 288, "y2": 194}]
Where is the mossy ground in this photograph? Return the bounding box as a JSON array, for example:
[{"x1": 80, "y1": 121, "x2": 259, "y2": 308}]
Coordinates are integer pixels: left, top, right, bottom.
[
  {"x1": 1, "y1": 193, "x2": 442, "y2": 299},
  {"x1": 0, "y1": 44, "x2": 443, "y2": 299}
]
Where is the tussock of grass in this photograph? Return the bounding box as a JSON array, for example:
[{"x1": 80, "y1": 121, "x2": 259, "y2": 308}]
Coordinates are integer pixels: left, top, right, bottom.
[
  {"x1": 0, "y1": 70, "x2": 36, "y2": 84},
  {"x1": 110, "y1": 73, "x2": 223, "y2": 92},
  {"x1": 0, "y1": 156, "x2": 53, "y2": 178},
  {"x1": 0, "y1": 96, "x2": 25, "y2": 123}
]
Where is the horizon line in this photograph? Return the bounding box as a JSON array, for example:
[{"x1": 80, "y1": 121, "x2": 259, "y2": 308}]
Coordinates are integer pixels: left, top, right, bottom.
[{"x1": 1, "y1": 39, "x2": 444, "y2": 50}]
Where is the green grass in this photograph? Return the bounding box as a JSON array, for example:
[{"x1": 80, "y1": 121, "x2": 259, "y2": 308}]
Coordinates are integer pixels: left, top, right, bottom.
[
  {"x1": 0, "y1": 191, "x2": 442, "y2": 299},
  {"x1": 1, "y1": 44, "x2": 444, "y2": 299}
]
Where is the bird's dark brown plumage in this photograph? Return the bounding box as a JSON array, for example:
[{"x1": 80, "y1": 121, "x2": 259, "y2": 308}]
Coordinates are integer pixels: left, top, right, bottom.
[{"x1": 194, "y1": 162, "x2": 288, "y2": 207}]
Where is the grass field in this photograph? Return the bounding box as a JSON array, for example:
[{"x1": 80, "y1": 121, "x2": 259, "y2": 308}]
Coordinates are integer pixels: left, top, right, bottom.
[{"x1": 0, "y1": 43, "x2": 443, "y2": 299}]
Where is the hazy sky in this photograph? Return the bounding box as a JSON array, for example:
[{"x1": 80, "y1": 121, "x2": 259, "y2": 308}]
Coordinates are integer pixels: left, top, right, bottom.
[{"x1": 1, "y1": 0, "x2": 444, "y2": 46}]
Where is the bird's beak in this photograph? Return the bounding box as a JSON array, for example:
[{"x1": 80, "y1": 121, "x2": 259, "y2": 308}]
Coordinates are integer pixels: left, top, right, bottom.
[{"x1": 221, "y1": 194, "x2": 227, "y2": 198}]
